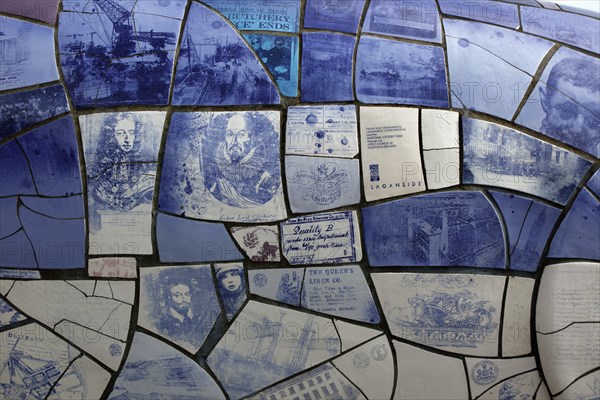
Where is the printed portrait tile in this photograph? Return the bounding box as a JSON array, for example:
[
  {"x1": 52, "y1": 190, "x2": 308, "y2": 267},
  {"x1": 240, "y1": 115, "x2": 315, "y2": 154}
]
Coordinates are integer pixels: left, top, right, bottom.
[
  {"x1": 304, "y1": 0, "x2": 366, "y2": 33},
  {"x1": 159, "y1": 111, "x2": 287, "y2": 223},
  {"x1": 230, "y1": 225, "x2": 280, "y2": 262},
  {"x1": 172, "y1": 2, "x2": 280, "y2": 106},
  {"x1": 248, "y1": 268, "x2": 305, "y2": 306},
  {"x1": 138, "y1": 265, "x2": 221, "y2": 353},
  {"x1": 214, "y1": 262, "x2": 247, "y2": 321},
  {"x1": 203, "y1": 0, "x2": 301, "y2": 32}
]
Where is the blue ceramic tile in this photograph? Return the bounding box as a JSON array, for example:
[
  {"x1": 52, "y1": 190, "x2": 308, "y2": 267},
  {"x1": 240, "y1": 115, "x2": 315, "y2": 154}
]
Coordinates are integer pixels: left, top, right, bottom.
[
  {"x1": 286, "y1": 155, "x2": 361, "y2": 213},
  {"x1": 58, "y1": 1, "x2": 184, "y2": 107},
  {"x1": 158, "y1": 111, "x2": 287, "y2": 222},
  {"x1": 444, "y1": 19, "x2": 554, "y2": 120},
  {"x1": 304, "y1": 0, "x2": 366, "y2": 33},
  {"x1": 20, "y1": 195, "x2": 84, "y2": 219},
  {"x1": 502, "y1": 0, "x2": 540, "y2": 5},
  {"x1": 363, "y1": 0, "x2": 442, "y2": 43},
  {"x1": 355, "y1": 36, "x2": 448, "y2": 107},
  {"x1": 362, "y1": 191, "x2": 506, "y2": 268},
  {"x1": 0, "y1": 17, "x2": 58, "y2": 92},
  {"x1": 139, "y1": 265, "x2": 221, "y2": 352},
  {"x1": 0, "y1": 140, "x2": 37, "y2": 197},
  {"x1": 0, "y1": 85, "x2": 69, "y2": 140},
  {"x1": 521, "y1": 6, "x2": 599, "y2": 54},
  {"x1": 0, "y1": 298, "x2": 26, "y2": 327},
  {"x1": 0, "y1": 197, "x2": 20, "y2": 239},
  {"x1": 172, "y1": 3, "x2": 280, "y2": 106},
  {"x1": 587, "y1": 169, "x2": 600, "y2": 198},
  {"x1": 438, "y1": 0, "x2": 520, "y2": 28},
  {"x1": 301, "y1": 32, "x2": 355, "y2": 103},
  {"x1": 549, "y1": 188, "x2": 600, "y2": 260},
  {"x1": 202, "y1": 0, "x2": 301, "y2": 32},
  {"x1": 248, "y1": 268, "x2": 305, "y2": 306},
  {"x1": 214, "y1": 263, "x2": 247, "y2": 321},
  {"x1": 0, "y1": 0, "x2": 59, "y2": 24},
  {"x1": 0, "y1": 229, "x2": 38, "y2": 268},
  {"x1": 515, "y1": 48, "x2": 600, "y2": 158},
  {"x1": 491, "y1": 191, "x2": 560, "y2": 271},
  {"x1": 463, "y1": 118, "x2": 592, "y2": 205},
  {"x1": 109, "y1": 332, "x2": 226, "y2": 400},
  {"x1": 207, "y1": 301, "x2": 340, "y2": 400},
  {"x1": 302, "y1": 265, "x2": 380, "y2": 324},
  {"x1": 19, "y1": 204, "x2": 85, "y2": 269},
  {"x1": 243, "y1": 33, "x2": 299, "y2": 97},
  {"x1": 61, "y1": 0, "x2": 186, "y2": 19},
  {"x1": 17, "y1": 117, "x2": 82, "y2": 197},
  {"x1": 156, "y1": 212, "x2": 243, "y2": 263}
]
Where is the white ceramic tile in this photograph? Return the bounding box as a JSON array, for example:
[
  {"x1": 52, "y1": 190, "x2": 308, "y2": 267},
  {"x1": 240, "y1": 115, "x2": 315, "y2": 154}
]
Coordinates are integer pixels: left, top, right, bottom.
[
  {"x1": 423, "y1": 148, "x2": 460, "y2": 189},
  {"x1": 66, "y1": 280, "x2": 95, "y2": 296},
  {"x1": 94, "y1": 281, "x2": 114, "y2": 298},
  {"x1": 334, "y1": 320, "x2": 382, "y2": 352},
  {"x1": 0, "y1": 280, "x2": 13, "y2": 296},
  {"x1": 88, "y1": 257, "x2": 137, "y2": 278},
  {"x1": 465, "y1": 356, "x2": 537, "y2": 397},
  {"x1": 48, "y1": 356, "x2": 111, "y2": 400},
  {"x1": 230, "y1": 225, "x2": 281, "y2": 262},
  {"x1": 554, "y1": 370, "x2": 600, "y2": 400},
  {"x1": 421, "y1": 109, "x2": 460, "y2": 150},
  {"x1": 248, "y1": 268, "x2": 305, "y2": 306},
  {"x1": 478, "y1": 370, "x2": 542, "y2": 400},
  {"x1": 393, "y1": 340, "x2": 468, "y2": 399},
  {"x1": 333, "y1": 335, "x2": 394, "y2": 400},
  {"x1": 535, "y1": 381, "x2": 552, "y2": 399},
  {"x1": 0, "y1": 297, "x2": 26, "y2": 327},
  {"x1": 503, "y1": 277, "x2": 535, "y2": 357},
  {"x1": 108, "y1": 281, "x2": 136, "y2": 305}
]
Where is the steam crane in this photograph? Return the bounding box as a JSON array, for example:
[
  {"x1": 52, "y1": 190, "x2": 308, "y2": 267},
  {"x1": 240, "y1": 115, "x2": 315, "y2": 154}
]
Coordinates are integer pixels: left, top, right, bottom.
[{"x1": 92, "y1": 0, "x2": 135, "y2": 57}]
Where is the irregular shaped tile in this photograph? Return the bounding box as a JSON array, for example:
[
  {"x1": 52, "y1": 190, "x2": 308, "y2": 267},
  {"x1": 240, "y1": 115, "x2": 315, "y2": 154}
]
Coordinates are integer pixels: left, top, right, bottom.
[
  {"x1": 501, "y1": 0, "x2": 540, "y2": 5},
  {"x1": 332, "y1": 335, "x2": 394, "y2": 400},
  {"x1": 363, "y1": 0, "x2": 442, "y2": 42},
  {"x1": 438, "y1": 0, "x2": 520, "y2": 28},
  {"x1": 0, "y1": 85, "x2": 69, "y2": 140},
  {"x1": 94, "y1": 281, "x2": 113, "y2": 298},
  {"x1": 109, "y1": 331, "x2": 225, "y2": 400},
  {"x1": 356, "y1": 36, "x2": 448, "y2": 107},
  {"x1": 588, "y1": 169, "x2": 600, "y2": 198},
  {"x1": 286, "y1": 105, "x2": 359, "y2": 158},
  {"x1": 334, "y1": 320, "x2": 382, "y2": 352},
  {"x1": 88, "y1": 257, "x2": 137, "y2": 279},
  {"x1": 304, "y1": 0, "x2": 366, "y2": 33},
  {"x1": 539, "y1": 1, "x2": 561, "y2": 9},
  {"x1": 535, "y1": 381, "x2": 552, "y2": 399},
  {"x1": 0, "y1": 229, "x2": 38, "y2": 268},
  {"x1": 503, "y1": 277, "x2": 535, "y2": 357},
  {"x1": 172, "y1": 2, "x2": 279, "y2": 106},
  {"x1": 0, "y1": 197, "x2": 19, "y2": 239},
  {"x1": 393, "y1": 340, "x2": 468, "y2": 399},
  {"x1": 374, "y1": 273, "x2": 505, "y2": 356},
  {"x1": 0, "y1": 270, "x2": 39, "y2": 279},
  {"x1": 244, "y1": 33, "x2": 299, "y2": 97},
  {"x1": 18, "y1": 117, "x2": 82, "y2": 197},
  {"x1": 0, "y1": 297, "x2": 26, "y2": 327},
  {"x1": 248, "y1": 268, "x2": 304, "y2": 306},
  {"x1": 215, "y1": 263, "x2": 247, "y2": 321},
  {"x1": 0, "y1": 0, "x2": 59, "y2": 24},
  {"x1": 159, "y1": 111, "x2": 287, "y2": 223},
  {"x1": 302, "y1": 265, "x2": 380, "y2": 324},
  {"x1": 286, "y1": 156, "x2": 361, "y2": 213},
  {"x1": 363, "y1": 191, "x2": 505, "y2": 268},
  {"x1": 536, "y1": 262, "x2": 600, "y2": 334},
  {"x1": 21, "y1": 195, "x2": 84, "y2": 219},
  {"x1": 207, "y1": 301, "x2": 341, "y2": 400},
  {"x1": 0, "y1": 323, "x2": 79, "y2": 399},
  {"x1": 557, "y1": 3, "x2": 600, "y2": 18},
  {"x1": 108, "y1": 281, "x2": 135, "y2": 305},
  {"x1": 537, "y1": 323, "x2": 600, "y2": 395},
  {"x1": 230, "y1": 225, "x2": 280, "y2": 262},
  {"x1": 422, "y1": 109, "x2": 460, "y2": 150},
  {"x1": 19, "y1": 205, "x2": 85, "y2": 268},
  {"x1": 66, "y1": 280, "x2": 95, "y2": 296},
  {"x1": 301, "y1": 32, "x2": 355, "y2": 102},
  {"x1": 0, "y1": 17, "x2": 58, "y2": 91},
  {"x1": 139, "y1": 265, "x2": 221, "y2": 353},
  {"x1": 58, "y1": 2, "x2": 184, "y2": 107},
  {"x1": 248, "y1": 362, "x2": 366, "y2": 400},
  {"x1": 549, "y1": 189, "x2": 600, "y2": 259},
  {"x1": 445, "y1": 19, "x2": 553, "y2": 120},
  {"x1": 554, "y1": 371, "x2": 600, "y2": 400},
  {"x1": 491, "y1": 191, "x2": 560, "y2": 271},
  {"x1": 522, "y1": 6, "x2": 599, "y2": 54},
  {"x1": 6, "y1": 280, "x2": 132, "y2": 341},
  {"x1": 0, "y1": 280, "x2": 14, "y2": 296},
  {"x1": 48, "y1": 356, "x2": 111, "y2": 400},
  {"x1": 463, "y1": 118, "x2": 591, "y2": 205},
  {"x1": 424, "y1": 148, "x2": 461, "y2": 190},
  {"x1": 203, "y1": 0, "x2": 301, "y2": 32},
  {"x1": 0, "y1": 140, "x2": 37, "y2": 197},
  {"x1": 515, "y1": 47, "x2": 600, "y2": 157},
  {"x1": 156, "y1": 213, "x2": 243, "y2": 262},
  {"x1": 478, "y1": 370, "x2": 542, "y2": 400},
  {"x1": 281, "y1": 211, "x2": 363, "y2": 265},
  {"x1": 360, "y1": 107, "x2": 425, "y2": 201},
  {"x1": 465, "y1": 357, "x2": 537, "y2": 397}
]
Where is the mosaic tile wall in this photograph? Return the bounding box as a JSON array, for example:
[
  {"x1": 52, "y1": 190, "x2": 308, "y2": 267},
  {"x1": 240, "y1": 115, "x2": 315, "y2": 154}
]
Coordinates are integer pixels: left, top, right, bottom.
[{"x1": 0, "y1": 0, "x2": 599, "y2": 399}]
